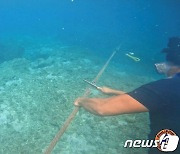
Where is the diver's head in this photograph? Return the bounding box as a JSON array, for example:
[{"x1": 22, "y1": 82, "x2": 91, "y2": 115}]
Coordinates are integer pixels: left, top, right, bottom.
[{"x1": 155, "y1": 37, "x2": 180, "y2": 77}]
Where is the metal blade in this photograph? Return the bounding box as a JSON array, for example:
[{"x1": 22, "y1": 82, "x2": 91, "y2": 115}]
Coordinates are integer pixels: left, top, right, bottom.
[{"x1": 83, "y1": 79, "x2": 100, "y2": 89}]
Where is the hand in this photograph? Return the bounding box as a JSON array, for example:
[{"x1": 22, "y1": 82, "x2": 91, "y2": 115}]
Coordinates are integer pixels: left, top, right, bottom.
[
  {"x1": 98, "y1": 86, "x2": 113, "y2": 94},
  {"x1": 74, "y1": 97, "x2": 84, "y2": 106}
]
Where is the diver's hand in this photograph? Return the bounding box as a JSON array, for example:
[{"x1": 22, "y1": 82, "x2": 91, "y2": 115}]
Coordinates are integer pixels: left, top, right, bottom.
[
  {"x1": 74, "y1": 97, "x2": 83, "y2": 106},
  {"x1": 98, "y1": 86, "x2": 114, "y2": 94},
  {"x1": 98, "y1": 86, "x2": 125, "y2": 95}
]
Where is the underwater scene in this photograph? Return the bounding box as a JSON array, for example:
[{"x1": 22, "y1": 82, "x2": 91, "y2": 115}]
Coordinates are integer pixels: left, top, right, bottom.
[{"x1": 0, "y1": 0, "x2": 180, "y2": 154}]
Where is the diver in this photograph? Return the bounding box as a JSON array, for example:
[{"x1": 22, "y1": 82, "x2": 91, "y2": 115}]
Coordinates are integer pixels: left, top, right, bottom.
[{"x1": 74, "y1": 37, "x2": 180, "y2": 153}]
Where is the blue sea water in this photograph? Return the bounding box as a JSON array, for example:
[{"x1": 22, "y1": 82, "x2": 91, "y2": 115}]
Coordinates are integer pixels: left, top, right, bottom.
[{"x1": 0, "y1": 0, "x2": 180, "y2": 154}]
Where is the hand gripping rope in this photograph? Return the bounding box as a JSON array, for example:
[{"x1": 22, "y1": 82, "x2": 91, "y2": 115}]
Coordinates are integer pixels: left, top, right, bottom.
[{"x1": 44, "y1": 50, "x2": 117, "y2": 154}]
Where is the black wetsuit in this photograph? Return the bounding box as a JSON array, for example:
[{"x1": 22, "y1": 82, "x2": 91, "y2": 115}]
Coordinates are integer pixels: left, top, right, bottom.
[{"x1": 128, "y1": 73, "x2": 180, "y2": 154}]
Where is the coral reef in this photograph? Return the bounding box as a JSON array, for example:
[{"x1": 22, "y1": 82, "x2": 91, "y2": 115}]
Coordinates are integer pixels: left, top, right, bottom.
[{"x1": 0, "y1": 41, "x2": 156, "y2": 154}]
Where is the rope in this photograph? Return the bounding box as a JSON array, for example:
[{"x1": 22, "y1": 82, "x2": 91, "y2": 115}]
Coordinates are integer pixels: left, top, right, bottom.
[
  {"x1": 44, "y1": 50, "x2": 117, "y2": 154},
  {"x1": 93, "y1": 51, "x2": 116, "y2": 82}
]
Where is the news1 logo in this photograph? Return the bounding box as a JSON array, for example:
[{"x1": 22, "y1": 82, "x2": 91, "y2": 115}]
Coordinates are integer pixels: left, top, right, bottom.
[
  {"x1": 124, "y1": 129, "x2": 179, "y2": 152},
  {"x1": 155, "y1": 129, "x2": 179, "y2": 152}
]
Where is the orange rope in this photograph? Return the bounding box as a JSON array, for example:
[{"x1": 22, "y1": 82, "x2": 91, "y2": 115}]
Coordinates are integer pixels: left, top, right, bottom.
[{"x1": 44, "y1": 51, "x2": 117, "y2": 154}]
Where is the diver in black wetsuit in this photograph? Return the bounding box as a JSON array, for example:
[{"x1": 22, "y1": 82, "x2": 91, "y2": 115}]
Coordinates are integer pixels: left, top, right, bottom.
[{"x1": 74, "y1": 37, "x2": 180, "y2": 153}]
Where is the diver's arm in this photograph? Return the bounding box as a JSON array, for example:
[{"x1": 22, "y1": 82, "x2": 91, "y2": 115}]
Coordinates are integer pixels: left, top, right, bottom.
[
  {"x1": 74, "y1": 94, "x2": 148, "y2": 116},
  {"x1": 74, "y1": 97, "x2": 106, "y2": 115},
  {"x1": 99, "y1": 86, "x2": 125, "y2": 95}
]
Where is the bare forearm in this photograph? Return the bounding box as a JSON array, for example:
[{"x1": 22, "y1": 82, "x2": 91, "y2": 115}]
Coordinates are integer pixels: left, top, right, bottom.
[
  {"x1": 100, "y1": 87, "x2": 125, "y2": 95},
  {"x1": 75, "y1": 96, "x2": 122, "y2": 116},
  {"x1": 74, "y1": 94, "x2": 148, "y2": 116},
  {"x1": 107, "y1": 89, "x2": 125, "y2": 95}
]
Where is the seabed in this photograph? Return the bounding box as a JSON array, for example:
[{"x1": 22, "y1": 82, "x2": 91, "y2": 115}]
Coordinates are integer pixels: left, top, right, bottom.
[{"x1": 0, "y1": 38, "x2": 155, "y2": 154}]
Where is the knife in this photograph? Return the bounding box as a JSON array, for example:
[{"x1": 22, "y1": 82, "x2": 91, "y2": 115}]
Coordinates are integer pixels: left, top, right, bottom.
[{"x1": 83, "y1": 79, "x2": 101, "y2": 90}]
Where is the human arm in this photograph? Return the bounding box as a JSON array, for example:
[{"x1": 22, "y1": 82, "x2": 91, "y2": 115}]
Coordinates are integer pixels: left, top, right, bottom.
[
  {"x1": 98, "y1": 86, "x2": 125, "y2": 95},
  {"x1": 74, "y1": 94, "x2": 148, "y2": 116}
]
